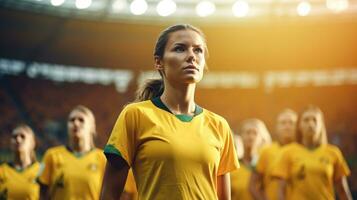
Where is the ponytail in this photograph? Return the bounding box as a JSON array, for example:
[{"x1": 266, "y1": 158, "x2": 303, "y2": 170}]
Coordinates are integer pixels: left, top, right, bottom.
[{"x1": 134, "y1": 79, "x2": 164, "y2": 102}]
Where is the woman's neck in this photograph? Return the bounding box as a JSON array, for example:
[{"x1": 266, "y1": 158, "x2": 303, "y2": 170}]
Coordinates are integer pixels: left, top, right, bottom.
[
  {"x1": 243, "y1": 147, "x2": 253, "y2": 164},
  {"x1": 14, "y1": 151, "x2": 32, "y2": 169},
  {"x1": 161, "y1": 82, "x2": 196, "y2": 115},
  {"x1": 302, "y1": 135, "x2": 317, "y2": 149},
  {"x1": 69, "y1": 137, "x2": 91, "y2": 153}
]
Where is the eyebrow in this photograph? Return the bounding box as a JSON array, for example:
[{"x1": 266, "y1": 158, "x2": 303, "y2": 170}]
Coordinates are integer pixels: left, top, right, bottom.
[{"x1": 173, "y1": 42, "x2": 203, "y2": 47}]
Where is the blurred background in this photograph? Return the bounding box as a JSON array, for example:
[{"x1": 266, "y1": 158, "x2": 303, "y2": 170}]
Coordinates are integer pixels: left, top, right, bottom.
[{"x1": 0, "y1": 0, "x2": 356, "y2": 197}]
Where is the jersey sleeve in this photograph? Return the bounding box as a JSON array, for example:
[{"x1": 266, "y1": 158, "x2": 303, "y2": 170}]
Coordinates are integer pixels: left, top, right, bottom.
[
  {"x1": 38, "y1": 150, "x2": 53, "y2": 185},
  {"x1": 104, "y1": 105, "x2": 138, "y2": 167},
  {"x1": 271, "y1": 147, "x2": 291, "y2": 180},
  {"x1": 217, "y1": 120, "x2": 240, "y2": 176},
  {"x1": 333, "y1": 147, "x2": 351, "y2": 181}
]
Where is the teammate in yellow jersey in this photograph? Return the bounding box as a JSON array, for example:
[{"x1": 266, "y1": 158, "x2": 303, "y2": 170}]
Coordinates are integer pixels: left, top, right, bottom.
[
  {"x1": 0, "y1": 124, "x2": 40, "y2": 200},
  {"x1": 100, "y1": 24, "x2": 240, "y2": 200},
  {"x1": 249, "y1": 109, "x2": 297, "y2": 200},
  {"x1": 38, "y1": 105, "x2": 106, "y2": 200},
  {"x1": 230, "y1": 119, "x2": 271, "y2": 200},
  {"x1": 272, "y1": 105, "x2": 353, "y2": 200}
]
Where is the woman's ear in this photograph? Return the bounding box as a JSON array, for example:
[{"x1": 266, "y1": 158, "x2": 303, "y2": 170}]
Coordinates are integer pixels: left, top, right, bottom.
[{"x1": 154, "y1": 56, "x2": 164, "y2": 71}]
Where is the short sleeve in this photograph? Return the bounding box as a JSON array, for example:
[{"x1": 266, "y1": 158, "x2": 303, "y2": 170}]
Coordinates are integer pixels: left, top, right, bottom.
[
  {"x1": 333, "y1": 147, "x2": 351, "y2": 181},
  {"x1": 217, "y1": 120, "x2": 239, "y2": 176},
  {"x1": 104, "y1": 105, "x2": 138, "y2": 167},
  {"x1": 271, "y1": 147, "x2": 290, "y2": 180},
  {"x1": 38, "y1": 150, "x2": 53, "y2": 185}
]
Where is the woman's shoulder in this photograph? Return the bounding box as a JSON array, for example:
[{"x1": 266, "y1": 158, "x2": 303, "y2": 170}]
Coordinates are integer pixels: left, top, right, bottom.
[
  {"x1": 43, "y1": 145, "x2": 67, "y2": 156},
  {"x1": 121, "y1": 100, "x2": 156, "y2": 114},
  {"x1": 201, "y1": 108, "x2": 228, "y2": 124},
  {"x1": 322, "y1": 144, "x2": 344, "y2": 157},
  {"x1": 281, "y1": 142, "x2": 303, "y2": 153}
]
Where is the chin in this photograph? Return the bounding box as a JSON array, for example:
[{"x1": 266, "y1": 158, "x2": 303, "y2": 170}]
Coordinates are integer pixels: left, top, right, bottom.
[{"x1": 182, "y1": 75, "x2": 202, "y2": 84}]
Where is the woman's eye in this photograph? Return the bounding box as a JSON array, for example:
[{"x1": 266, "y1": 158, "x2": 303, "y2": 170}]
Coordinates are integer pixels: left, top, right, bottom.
[
  {"x1": 194, "y1": 48, "x2": 203, "y2": 53},
  {"x1": 174, "y1": 46, "x2": 185, "y2": 52}
]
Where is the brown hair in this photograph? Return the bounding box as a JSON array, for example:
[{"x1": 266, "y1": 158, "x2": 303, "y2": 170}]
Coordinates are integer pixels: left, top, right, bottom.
[
  {"x1": 136, "y1": 24, "x2": 208, "y2": 102},
  {"x1": 296, "y1": 105, "x2": 328, "y2": 146},
  {"x1": 12, "y1": 124, "x2": 37, "y2": 162},
  {"x1": 69, "y1": 105, "x2": 97, "y2": 147}
]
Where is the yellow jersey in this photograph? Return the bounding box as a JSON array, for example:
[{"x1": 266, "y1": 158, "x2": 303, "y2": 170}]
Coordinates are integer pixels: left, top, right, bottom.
[
  {"x1": 38, "y1": 146, "x2": 106, "y2": 200},
  {"x1": 123, "y1": 169, "x2": 138, "y2": 200},
  {"x1": 271, "y1": 142, "x2": 350, "y2": 200},
  {"x1": 231, "y1": 162, "x2": 254, "y2": 200},
  {"x1": 255, "y1": 142, "x2": 283, "y2": 200},
  {"x1": 0, "y1": 162, "x2": 40, "y2": 200},
  {"x1": 104, "y1": 98, "x2": 239, "y2": 200}
]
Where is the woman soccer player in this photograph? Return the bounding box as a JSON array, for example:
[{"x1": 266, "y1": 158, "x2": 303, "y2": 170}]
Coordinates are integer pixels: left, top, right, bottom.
[
  {"x1": 100, "y1": 24, "x2": 239, "y2": 200},
  {"x1": 272, "y1": 105, "x2": 352, "y2": 200},
  {"x1": 249, "y1": 109, "x2": 297, "y2": 200},
  {"x1": 38, "y1": 105, "x2": 106, "y2": 200},
  {"x1": 230, "y1": 119, "x2": 271, "y2": 200},
  {"x1": 0, "y1": 124, "x2": 40, "y2": 200}
]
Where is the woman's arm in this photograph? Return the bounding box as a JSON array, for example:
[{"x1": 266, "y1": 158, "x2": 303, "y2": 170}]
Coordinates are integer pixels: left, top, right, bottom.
[
  {"x1": 100, "y1": 155, "x2": 130, "y2": 200},
  {"x1": 39, "y1": 183, "x2": 49, "y2": 200},
  {"x1": 249, "y1": 171, "x2": 267, "y2": 200},
  {"x1": 277, "y1": 178, "x2": 287, "y2": 200},
  {"x1": 217, "y1": 173, "x2": 231, "y2": 200},
  {"x1": 335, "y1": 176, "x2": 352, "y2": 200}
]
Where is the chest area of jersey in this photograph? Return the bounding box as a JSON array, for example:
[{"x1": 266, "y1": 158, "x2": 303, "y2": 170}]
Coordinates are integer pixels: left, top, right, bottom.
[
  {"x1": 51, "y1": 153, "x2": 102, "y2": 182},
  {"x1": 136, "y1": 121, "x2": 222, "y2": 167},
  {"x1": 289, "y1": 150, "x2": 334, "y2": 181}
]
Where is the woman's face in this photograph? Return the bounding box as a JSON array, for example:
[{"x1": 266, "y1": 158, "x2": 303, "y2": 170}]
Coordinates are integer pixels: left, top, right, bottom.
[
  {"x1": 156, "y1": 29, "x2": 206, "y2": 85},
  {"x1": 11, "y1": 128, "x2": 35, "y2": 153},
  {"x1": 68, "y1": 110, "x2": 92, "y2": 140},
  {"x1": 300, "y1": 110, "x2": 322, "y2": 141},
  {"x1": 276, "y1": 112, "x2": 297, "y2": 143},
  {"x1": 241, "y1": 123, "x2": 259, "y2": 150}
]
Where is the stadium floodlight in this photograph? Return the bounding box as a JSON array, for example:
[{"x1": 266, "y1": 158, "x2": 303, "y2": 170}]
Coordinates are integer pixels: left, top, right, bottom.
[
  {"x1": 196, "y1": 1, "x2": 216, "y2": 17},
  {"x1": 156, "y1": 0, "x2": 176, "y2": 17},
  {"x1": 326, "y1": 0, "x2": 349, "y2": 12},
  {"x1": 51, "y1": 0, "x2": 65, "y2": 6},
  {"x1": 112, "y1": 0, "x2": 127, "y2": 13},
  {"x1": 297, "y1": 1, "x2": 311, "y2": 16},
  {"x1": 232, "y1": 0, "x2": 250, "y2": 17},
  {"x1": 130, "y1": 0, "x2": 148, "y2": 15},
  {"x1": 76, "y1": 0, "x2": 92, "y2": 9}
]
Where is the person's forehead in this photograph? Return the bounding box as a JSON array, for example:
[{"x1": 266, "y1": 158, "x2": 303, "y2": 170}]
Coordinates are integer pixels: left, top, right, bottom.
[
  {"x1": 243, "y1": 124, "x2": 258, "y2": 131},
  {"x1": 167, "y1": 30, "x2": 204, "y2": 46},
  {"x1": 278, "y1": 112, "x2": 296, "y2": 121},
  {"x1": 12, "y1": 128, "x2": 28, "y2": 136},
  {"x1": 303, "y1": 110, "x2": 318, "y2": 117},
  {"x1": 69, "y1": 110, "x2": 86, "y2": 118}
]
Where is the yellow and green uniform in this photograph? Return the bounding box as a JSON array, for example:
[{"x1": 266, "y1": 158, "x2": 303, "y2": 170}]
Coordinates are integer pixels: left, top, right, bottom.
[
  {"x1": 104, "y1": 97, "x2": 239, "y2": 200},
  {"x1": 124, "y1": 169, "x2": 138, "y2": 200},
  {"x1": 271, "y1": 142, "x2": 350, "y2": 200},
  {"x1": 231, "y1": 161, "x2": 253, "y2": 200},
  {"x1": 255, "y1": 142, "x2": 284, "y2": 200},
  {"x1": 38, "y1": 146, "x2": 106, "y2": 200},
  {"x1": 0, "y1": 162, "x2": 40, "y2": 200}
]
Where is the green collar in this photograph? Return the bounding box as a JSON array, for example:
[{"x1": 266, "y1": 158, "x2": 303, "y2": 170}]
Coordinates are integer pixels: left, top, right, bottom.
[
  {"x1": 151, "y1": 97, "x2": 203, "y2": 122},
  {"x1": 66, "y1": 146, "x2": 94, "y2": 158}
]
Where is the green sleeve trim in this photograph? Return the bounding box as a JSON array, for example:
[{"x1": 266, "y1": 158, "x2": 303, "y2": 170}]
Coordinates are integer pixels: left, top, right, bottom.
[{"x1": 103, "y1": 144, "x2": 122, "y2": 157}]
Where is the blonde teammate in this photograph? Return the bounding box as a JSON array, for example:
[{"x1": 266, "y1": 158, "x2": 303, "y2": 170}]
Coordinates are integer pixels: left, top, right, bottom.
[
  {"x1": 272, "y1": 105, "x2": 352, "y2": 200},
  {"x1": 38, "y1": 105, "x2": 106, "y2": 200},
  {"x1": 249, "y1": 109, "x2": 297, "y2": 200},
  {"x1": 100, "y1": 24, "x2": 239, "y2": 200},
  {"x1": 230, "y1": 119, "x2": 271, "y2": 200},
  {"x1": 0, "y1": 124, "x2": 40, "y2": 200}
]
